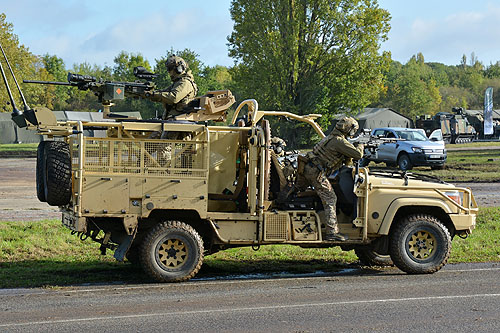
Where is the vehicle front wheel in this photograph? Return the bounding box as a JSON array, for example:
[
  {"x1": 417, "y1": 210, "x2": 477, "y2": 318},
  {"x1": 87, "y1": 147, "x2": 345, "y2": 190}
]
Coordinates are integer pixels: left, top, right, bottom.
[
  {"x1": 397, "y1": 154, "x2": 412, "y2": 171},
  {"x1": 140, "y1": 221, "x2": 204, "y2": 282},
  {"x1": 390, "y1": 214, "x2": 451, "y2": 274}
]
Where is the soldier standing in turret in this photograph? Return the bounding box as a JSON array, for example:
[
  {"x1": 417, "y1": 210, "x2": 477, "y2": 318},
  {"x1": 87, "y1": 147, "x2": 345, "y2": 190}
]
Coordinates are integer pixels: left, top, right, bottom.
[
  {"x1": 303, "y1": 116, "x2": 364, "y2": 241},
  {"x1": 149, "y1": 55, "x2": 198, "y2": 119}
]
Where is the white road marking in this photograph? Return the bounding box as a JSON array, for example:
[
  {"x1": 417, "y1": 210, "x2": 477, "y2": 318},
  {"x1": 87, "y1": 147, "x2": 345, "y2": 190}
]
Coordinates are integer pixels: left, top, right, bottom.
[{"x1": 1, "y1": 293, "x2": 500, "y2": 327}]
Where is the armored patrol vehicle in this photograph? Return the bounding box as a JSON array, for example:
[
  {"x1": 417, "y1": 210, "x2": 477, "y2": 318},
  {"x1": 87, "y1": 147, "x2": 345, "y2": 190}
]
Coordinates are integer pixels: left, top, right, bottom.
[{"x1": 2, "y1": 48, "x2": 478, "y2": 282}]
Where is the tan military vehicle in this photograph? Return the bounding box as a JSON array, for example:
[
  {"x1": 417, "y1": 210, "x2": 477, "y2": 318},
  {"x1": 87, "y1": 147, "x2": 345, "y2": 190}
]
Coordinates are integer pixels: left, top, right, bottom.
[{"x1": 2, "y1": 50, "x2": 477, "y2": 282}]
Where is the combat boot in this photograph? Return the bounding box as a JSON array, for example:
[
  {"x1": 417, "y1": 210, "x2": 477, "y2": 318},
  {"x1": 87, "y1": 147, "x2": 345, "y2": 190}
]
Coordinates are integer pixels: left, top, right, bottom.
[{"x1": 324, "y1": 232, "x2": 348, "y2": 241}]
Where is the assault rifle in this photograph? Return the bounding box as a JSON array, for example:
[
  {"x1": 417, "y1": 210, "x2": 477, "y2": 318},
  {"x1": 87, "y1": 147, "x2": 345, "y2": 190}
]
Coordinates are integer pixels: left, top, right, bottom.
[
  {"x1": 23, "y1": 66, "x2": 157, "y2": 107},
  {"x1": 349, "y1": 129, "x2": 401, "y2": 160}
]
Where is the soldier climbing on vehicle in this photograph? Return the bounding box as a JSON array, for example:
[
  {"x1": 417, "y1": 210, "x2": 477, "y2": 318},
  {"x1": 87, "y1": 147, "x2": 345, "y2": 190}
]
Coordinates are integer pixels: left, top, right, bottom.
[{"x1": 301, "y1": 116, "x2": 364, "y2": 241}]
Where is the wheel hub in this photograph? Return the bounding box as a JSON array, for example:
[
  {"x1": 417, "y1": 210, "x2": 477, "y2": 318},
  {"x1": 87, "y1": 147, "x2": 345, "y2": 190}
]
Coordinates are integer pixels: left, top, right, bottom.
[
  {"x1": 158, "y1": 239, "x2": 188, "y2": 268},
  {"x1": 408, "y1": 231, "x2": 436, "y2": 260}
]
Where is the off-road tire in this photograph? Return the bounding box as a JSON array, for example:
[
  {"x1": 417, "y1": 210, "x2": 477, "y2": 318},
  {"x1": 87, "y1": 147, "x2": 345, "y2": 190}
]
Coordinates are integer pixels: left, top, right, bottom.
[
  {"x1": 397, "y1": 153, "x2": 412, "y2": 171},
  {"x1": 355, "y1": 247, "x2": 393, "y2": 267},
  {"x1": 140, "y1": 221, "x2": 204, "y2": 282},
  {"x1": 43, "y1": 141, "x2": 72, "y2": 206},
  {"x1": 390, "y1": 214, "x2": 451, "y2": 274},
  {"x1": 36, "y1": 141, "x2": 48, "y2": 202}
]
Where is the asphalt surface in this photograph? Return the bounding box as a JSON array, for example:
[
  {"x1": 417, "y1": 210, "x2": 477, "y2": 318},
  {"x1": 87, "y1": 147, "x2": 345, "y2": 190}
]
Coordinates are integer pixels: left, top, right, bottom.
[{"x1": 0, "y1": 263, "x2": 499, "y2": 332}]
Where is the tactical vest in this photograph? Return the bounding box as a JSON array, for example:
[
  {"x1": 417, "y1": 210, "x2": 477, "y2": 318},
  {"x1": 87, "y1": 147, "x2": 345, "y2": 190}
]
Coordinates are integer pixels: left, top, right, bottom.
[{"x1": 311, "y1": 133, "x2": 345, "y2": 171}]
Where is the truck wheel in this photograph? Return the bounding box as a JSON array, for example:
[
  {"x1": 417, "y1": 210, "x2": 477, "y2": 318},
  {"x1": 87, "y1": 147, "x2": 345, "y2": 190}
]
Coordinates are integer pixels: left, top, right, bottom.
[
  {"x1": 43, "y1": 141, "x2": 72, "y2": 206},
  {"x1": 36, "y1": 141, "x2": 48, "y2": 202},
  {"x1": 397, "y1": 154, "x2": 412, "y2": 171},
  {"x1": 390, "y1": 214, "x2": 451, "y2": 274},
  {"x1": 355, "y1": 248, "x2": 393, "y2": 267},
  {"x1": 140, "y1": 221, "x2": 204, "y2": 282}
]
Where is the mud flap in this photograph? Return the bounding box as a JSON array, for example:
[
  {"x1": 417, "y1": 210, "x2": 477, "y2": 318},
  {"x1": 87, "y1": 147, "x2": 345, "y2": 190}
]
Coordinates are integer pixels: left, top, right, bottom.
[{"x1": 113, "y1": 228, "x2": 137, "y2": 262}]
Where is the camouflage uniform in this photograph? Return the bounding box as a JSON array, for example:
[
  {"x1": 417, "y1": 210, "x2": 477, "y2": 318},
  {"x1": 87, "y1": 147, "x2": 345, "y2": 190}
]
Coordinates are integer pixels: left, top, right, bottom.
[
  {"x1": 303, "y1": 117, "x2": 364, "y2": 240},
  {"x1": 149, "y1": 55, "x2": 198, "y2": 119}
]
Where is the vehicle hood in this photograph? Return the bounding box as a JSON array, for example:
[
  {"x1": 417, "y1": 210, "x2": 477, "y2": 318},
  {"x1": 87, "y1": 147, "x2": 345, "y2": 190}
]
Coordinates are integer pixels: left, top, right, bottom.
[{"x1": 402, "y1": 140, "x2": 446, "y2": 151}]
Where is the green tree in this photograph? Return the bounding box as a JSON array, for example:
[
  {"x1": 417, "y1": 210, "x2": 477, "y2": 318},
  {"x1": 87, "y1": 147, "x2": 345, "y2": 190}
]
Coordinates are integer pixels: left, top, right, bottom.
[
  {"x1": 382, "y1": 54, "x2": 441, "y2": 117},
  {"x1": 39, "y1": 54, "x2": 70, "y2": 110},
  {"x1": 0, "y1": 13, "x2": 38, "y2": 112},
  {"x1": 227, "y1": 0, "x2": 391, "y2": 146},
  {"x1": 113, "y1": 51, "x2": 152, "y2": 81}
]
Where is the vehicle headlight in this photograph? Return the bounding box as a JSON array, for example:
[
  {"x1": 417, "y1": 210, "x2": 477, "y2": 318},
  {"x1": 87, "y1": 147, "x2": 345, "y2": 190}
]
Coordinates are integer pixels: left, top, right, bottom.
[
  {"x1": 412, "y1": 147, "x2": 423, "y2": 153},
  {"x1": 444, "y1": 191, "x2": 463, "y2": 206}
]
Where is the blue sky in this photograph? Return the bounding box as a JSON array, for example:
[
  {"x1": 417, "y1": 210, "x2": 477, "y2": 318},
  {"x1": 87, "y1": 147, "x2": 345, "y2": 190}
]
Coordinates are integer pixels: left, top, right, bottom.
[{"x1": 2, "y1": 0, "x2": 500, "y2": 68}]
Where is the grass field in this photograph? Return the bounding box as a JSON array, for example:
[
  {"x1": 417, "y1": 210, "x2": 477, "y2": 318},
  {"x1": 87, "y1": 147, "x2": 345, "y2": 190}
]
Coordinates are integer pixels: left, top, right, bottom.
[
  {"x1": 412, "y1": 149, "x2": 500, "y2": 182},
  {"x1": 0, "y1": 143, "x2": 37, "y2": 152},
  {"x1": 1, "y1": 207, "x2": 499, "y2": 288}
]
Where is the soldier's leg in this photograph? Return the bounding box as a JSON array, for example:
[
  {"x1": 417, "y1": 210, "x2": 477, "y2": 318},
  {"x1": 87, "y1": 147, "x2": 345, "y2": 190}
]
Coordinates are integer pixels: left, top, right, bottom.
[
  {"x1": 303, "y1": 165, "x2": 338, "y2": 234},
  {"x1": 312, "y1": 173, "x2": 339, "y2": 235}
]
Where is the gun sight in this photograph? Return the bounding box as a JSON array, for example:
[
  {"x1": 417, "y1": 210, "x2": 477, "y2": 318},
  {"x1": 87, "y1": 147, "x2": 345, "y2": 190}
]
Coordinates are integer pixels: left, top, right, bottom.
[
  {"x1": 133, "y1": 66, "x2": 157, "y2": 81},
  {"x1": 67, "y1": 73, "x2": 97, "y2": 83}
]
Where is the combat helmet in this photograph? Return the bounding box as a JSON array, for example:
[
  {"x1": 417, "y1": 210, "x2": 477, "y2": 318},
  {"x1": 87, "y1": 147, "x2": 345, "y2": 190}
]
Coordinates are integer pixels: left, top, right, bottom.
[
  {"x1": 166, "y1": 55, "x2": 188, "y2": 78},
  {"x1": 335, "y1": 116, "x2": 359, "y2": 137}
]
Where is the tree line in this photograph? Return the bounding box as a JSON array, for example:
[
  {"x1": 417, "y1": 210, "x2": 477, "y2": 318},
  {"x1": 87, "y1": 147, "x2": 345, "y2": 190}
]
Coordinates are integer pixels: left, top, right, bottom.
[{"x1": 1, "y1": 1, "x2": 500, "y2": 147}]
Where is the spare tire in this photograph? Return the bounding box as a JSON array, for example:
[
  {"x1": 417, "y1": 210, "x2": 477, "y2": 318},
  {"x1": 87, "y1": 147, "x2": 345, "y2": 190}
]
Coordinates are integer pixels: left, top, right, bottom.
[
  {"x1": 43, "y1": 141, "x2": 72, "y2": 206},
  {"x1": 36, "y1": 141, "x2": 48, "y2": 202}
]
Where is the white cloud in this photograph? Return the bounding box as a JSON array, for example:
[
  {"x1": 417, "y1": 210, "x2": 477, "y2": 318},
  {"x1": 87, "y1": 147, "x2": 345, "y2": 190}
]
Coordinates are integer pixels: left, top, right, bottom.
[
  {"x1": 3, "y1": 0, "x2": 233, "y2": 68},
  {"x1": 383, "y1": 4, "x2": 500, "y2": 65}
]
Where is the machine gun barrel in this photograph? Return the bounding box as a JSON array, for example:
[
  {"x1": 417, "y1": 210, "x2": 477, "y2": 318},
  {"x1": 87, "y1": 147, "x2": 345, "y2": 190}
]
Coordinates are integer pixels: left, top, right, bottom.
[
  {"x1": 23, "y1": 68, "x2": 156, "y2": 108},
  {"x1": 23, "y1": 79, "x2": 74, "y2": 86}
]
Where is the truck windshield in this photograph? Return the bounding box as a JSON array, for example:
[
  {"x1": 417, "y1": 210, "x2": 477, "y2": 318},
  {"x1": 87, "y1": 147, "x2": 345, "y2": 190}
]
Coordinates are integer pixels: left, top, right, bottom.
[{"x1": 395, "y1": 130, "x2": 428, "y2": 141}]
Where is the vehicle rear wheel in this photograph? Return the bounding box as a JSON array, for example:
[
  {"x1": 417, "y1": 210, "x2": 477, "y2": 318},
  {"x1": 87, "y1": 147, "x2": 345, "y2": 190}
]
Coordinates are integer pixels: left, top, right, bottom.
[
  {"x1": 397, "y1": 154, "x2": 412, "y2": 171},
  {"x1": 43, "y1": 141, "x2": 72, "y2": 206},
  {"x1": 390, "y1": 214, "x2": 451, "y2": 274},
  {"x1": 355, "y1": 247, "x2": 393, "y2": 267},
  {"x1": 140, "y1": 221, "x2": 204, "y2": 282}
]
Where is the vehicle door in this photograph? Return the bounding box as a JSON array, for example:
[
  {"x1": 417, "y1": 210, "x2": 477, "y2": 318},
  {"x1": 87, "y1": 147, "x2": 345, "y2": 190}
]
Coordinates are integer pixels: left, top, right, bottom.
[
  {"x1": 429, "y1": 129, "x2": 444, "y2": 144},
  {"x1": 376, "y1": 129, "x2": 399, "y2": 162}
]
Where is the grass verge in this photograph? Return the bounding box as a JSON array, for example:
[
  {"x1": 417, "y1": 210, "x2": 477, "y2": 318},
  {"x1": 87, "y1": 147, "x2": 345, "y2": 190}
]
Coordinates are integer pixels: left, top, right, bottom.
[
  {"x1": 1, "y1": 207, "x2": 499, "y2": 288},
  {"x1": 0, "y1": 143, "x2": 38, "y2": 152}
]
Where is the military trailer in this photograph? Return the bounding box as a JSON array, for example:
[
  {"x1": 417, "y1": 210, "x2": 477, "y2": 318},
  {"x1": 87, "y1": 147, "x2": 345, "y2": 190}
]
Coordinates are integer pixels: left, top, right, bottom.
[{"x1": 2, "y1": 49, "x2": 478, "y2": 282}]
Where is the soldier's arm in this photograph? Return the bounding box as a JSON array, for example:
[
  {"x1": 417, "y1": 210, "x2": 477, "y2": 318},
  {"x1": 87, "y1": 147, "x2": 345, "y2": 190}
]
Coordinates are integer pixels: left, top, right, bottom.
[
  {"x1": 150, "y1": 80, "x2": 191, "y2": 105},
  {"x1": 337, "y1": 140, "x2": 364, "y2": 160}
]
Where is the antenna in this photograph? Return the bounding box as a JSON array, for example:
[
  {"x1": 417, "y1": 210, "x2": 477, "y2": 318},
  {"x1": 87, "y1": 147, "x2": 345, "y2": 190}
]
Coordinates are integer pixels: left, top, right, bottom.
[
  {"x1": 0, "y1": 48, "x2": 21, "y2": 116},
  {"x1": 0, "y1": 44, "x2": 31, "y2": 112}
]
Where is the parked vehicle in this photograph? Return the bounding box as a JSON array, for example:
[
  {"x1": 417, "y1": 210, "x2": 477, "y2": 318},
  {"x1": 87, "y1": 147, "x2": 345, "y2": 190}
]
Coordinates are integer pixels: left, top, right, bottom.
[
  {"x1": 360, "y1": 127, "x2": 447, "y2": 171},
  {"x1": 415, "y1": 108, "x2": 477, "y2": 144}
]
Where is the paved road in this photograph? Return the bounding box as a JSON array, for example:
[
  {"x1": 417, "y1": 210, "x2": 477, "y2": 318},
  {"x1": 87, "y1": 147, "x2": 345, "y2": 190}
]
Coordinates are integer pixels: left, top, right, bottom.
[{"x1": 1, "y1": 263, "x2": 499, "y2": 332}]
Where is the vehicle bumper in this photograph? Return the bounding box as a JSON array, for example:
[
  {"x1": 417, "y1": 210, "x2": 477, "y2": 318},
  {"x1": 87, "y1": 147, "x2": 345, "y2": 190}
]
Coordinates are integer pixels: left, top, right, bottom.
[
  {"x1": 450, "y1": 213, "x2": 476, "y2": 233},
  {"x1": 408, "y1": 152, "x2": 447, "y2": 167}
]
